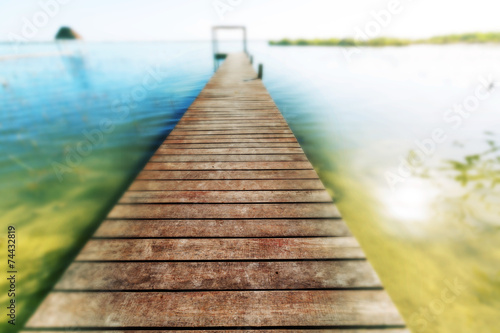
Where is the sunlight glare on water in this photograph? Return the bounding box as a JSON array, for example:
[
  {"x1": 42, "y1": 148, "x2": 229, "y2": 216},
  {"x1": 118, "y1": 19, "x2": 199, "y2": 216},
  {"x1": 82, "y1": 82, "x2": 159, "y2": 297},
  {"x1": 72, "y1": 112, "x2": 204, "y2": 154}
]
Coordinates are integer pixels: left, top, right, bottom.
[{"x1": 380, "y1": 178, "x2": 438, "y2": 228}]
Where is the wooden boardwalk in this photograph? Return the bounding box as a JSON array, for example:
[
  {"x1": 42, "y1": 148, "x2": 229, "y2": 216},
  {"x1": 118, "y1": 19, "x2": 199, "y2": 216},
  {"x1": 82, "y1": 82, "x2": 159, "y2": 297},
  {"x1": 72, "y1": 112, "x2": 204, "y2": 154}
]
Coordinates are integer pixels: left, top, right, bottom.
[{"x1": 24, "y1": 53, "x2": 407, "y2": 332}]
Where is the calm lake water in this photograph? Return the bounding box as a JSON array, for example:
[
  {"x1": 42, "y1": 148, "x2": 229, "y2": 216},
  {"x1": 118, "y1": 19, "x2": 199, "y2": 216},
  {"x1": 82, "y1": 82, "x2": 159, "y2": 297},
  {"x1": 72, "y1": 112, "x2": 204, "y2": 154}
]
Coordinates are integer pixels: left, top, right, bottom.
[{"x1": 1, "y1": 42, "x2": 499, "y2": 332}]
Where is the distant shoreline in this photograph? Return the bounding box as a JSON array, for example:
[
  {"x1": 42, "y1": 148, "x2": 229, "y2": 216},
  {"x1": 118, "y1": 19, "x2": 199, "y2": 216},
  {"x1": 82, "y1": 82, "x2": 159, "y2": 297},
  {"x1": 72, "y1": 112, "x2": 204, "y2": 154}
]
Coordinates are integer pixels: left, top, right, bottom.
[{"x1": 269, "y1": 32, "x2": 500, "y2": 47}]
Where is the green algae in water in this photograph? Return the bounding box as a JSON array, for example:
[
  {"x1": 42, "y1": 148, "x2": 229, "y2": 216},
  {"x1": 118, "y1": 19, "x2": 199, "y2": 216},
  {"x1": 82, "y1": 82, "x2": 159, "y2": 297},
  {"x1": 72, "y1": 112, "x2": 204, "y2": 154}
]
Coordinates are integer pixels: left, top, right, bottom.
[
  {"x1": 0, "y1": 42, "x2": 212, "y2": 332},
  {"x1": 257, "y1": 43, "x2": 500, "y2": 332}
]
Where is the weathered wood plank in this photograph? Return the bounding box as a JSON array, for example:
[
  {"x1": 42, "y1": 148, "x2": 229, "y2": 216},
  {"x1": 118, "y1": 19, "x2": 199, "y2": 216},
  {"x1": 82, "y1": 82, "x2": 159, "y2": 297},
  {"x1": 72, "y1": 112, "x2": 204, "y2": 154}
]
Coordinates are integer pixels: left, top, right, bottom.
[
  {"x1": 164, "y1": 138, "x2": 298, "y2": 143},
  {"x1": 118, "y1": 190, "x2": 332, "y2": 204},
  {"x1": 94, "y1": 219, "x2": 350, "y2": 237},
  {"x1": 22, "y1": 330, "x2": 410, "y2": 333},
  {"x1": 136, "y1": 170, "x2": 318, "y2": 180},
  {"x1": 25, "y1": 290, "x2": 405, "y2": 328},
  {"x1": 167, "y1": 134, "x2": 297, "y2": 139},
  {"x1": 55, "y1": 261, "x2": 381, "y2": 290},
  {"x1": 179, "y1": 115, "x2": 285, "y2": 119},
  {"x1": 177, "y1": 120, "x2": 288, "y2": 124},
  {"x1": 181, "y1": 107, "x2": 280, "y2": 110},
  {"x1": 175, "y1": 124, "x2": 290, "y2": 128},
  {"x1": 107, "y1": 203, "x2": 341, "y2": 219},
  {"x1": 182, "y1": 110, "x2": 282, "y2": 114},
  {"x1": 128, "y1": 179, "x2": 326, "y2": 191},
  {"x1": 149, "y1": 154, "x2": 309, "y2": 162},
  {"x1": 160, "y1": 143, "x2": 301, "y2": 148},
  {"x1": 180, "y1": 113, "x2": 283, "y2": 116},
  {"x1": 180, "y1": 114, "x2": 285, "y2": 118},
  {"x1": 180, "y1": 117, "x2": 285, "y2": 120},
  {"x1": 174, "y1": 126, "x2": 291, "y2": 130},
  {"x1": 170, "y1": 129, "x2": 294, "y2": 135},
  {"x1": 176, "y1": 120, "x2": 287, "y2": 124},
  {"x1": 156, "y1": 148, "x2": 304, "y2": 155},
  {"x1": 190, "y1": 103, "x2": 278, "y2": 108},
  {"x1": 76, "y1": 237, "x2": 362, "y2": 261},
  {"x1": 143, "y1": 161, "x2": 313, "y2": 170}
]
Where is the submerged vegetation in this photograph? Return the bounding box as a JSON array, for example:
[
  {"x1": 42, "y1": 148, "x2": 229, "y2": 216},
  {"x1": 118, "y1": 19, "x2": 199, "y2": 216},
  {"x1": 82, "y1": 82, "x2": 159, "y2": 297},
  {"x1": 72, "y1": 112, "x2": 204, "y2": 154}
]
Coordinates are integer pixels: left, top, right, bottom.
[
  {"x1": 269, "y1": 32, "x2": 500, "y2": 47},
  {"x1": 420, "y1": 136, "x2": 500, "y2": 231},
  {"x1": 444, "y1": 138, "x2": 500, "y2": 190}
]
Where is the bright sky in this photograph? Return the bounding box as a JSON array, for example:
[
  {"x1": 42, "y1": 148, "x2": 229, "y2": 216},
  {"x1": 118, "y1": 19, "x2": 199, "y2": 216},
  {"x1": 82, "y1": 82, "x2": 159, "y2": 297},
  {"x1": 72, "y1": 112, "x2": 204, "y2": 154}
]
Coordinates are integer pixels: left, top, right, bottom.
[{"x1": 2, "y1": 0, "x2": 500, "y2": 41}]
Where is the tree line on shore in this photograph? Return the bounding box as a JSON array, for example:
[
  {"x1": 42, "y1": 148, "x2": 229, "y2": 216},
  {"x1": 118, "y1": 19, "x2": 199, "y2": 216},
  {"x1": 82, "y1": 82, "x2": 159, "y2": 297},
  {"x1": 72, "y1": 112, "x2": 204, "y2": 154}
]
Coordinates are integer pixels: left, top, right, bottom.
[{"x1": 269, "y1": 32, "x2": 500, "y2": 47}]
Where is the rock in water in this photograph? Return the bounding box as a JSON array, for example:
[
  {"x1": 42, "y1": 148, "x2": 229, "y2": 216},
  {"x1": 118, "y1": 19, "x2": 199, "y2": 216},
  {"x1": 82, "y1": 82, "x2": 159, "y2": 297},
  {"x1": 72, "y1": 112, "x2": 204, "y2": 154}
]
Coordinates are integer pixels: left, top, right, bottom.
[{"x1": 55, "y1": 27, "x2": 81, "y2": 40}]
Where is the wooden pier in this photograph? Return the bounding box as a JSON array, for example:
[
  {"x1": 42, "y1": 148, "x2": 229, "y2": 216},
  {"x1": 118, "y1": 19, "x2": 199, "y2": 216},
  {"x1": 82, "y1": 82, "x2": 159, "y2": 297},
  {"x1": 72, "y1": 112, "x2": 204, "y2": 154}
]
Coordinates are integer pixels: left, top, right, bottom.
[{"x1": 24, "y1": 53, "x2": 407, "y2": 332}]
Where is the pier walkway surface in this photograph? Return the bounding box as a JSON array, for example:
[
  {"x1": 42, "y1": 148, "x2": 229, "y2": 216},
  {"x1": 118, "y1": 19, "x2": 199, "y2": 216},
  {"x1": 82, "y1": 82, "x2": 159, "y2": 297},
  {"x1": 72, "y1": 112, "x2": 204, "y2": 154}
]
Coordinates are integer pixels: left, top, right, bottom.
[{"x1": 24, "y1": 53, "x2": 407, "y2": 332}]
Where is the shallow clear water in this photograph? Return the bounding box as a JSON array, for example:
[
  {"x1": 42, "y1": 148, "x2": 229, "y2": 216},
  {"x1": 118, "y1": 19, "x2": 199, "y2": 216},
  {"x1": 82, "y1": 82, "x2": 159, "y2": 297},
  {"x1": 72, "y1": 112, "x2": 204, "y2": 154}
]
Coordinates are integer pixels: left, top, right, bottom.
[
  {"x1": 0, "y1": 41, "x2": 213, "y2": 331},
  {"x1": 1, "y1": 42, "x2": 499, "y2": 332},
  {"x1": 255, "y1": 43, "x2": 500, "y2": 332}
]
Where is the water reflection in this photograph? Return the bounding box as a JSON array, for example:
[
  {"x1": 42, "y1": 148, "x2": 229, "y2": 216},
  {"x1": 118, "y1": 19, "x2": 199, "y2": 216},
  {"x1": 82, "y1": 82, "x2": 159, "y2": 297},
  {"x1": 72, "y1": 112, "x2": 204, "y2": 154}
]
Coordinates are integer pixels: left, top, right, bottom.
[
  {"x1": 384, "y1": 179, "x2": 437, "y2": 226},
  {"x1": 62, "y1": 53, "x2": 90, "y2": 89},
  {"x1": 55, "y1": 42, "x2": 90, "y2": 89}
]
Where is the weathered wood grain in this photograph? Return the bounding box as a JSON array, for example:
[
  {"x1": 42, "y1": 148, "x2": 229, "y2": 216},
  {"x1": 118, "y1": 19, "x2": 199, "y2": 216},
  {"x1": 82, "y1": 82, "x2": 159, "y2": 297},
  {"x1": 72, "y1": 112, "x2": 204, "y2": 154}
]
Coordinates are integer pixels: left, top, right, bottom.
[
  {"x1": 107, "y1": 203, "x2": 341, "y2": 219},
  {"x1": 136, "y1": 170, "x2": 318, "y2": 180},
  {"x1": 160, "y1": 143, "x2": 301, "y2": 148},
  {"x1": 118, "y1": 190, "x2": 332, "y2": 204},
  {"x1": 170, "y1": 129, "x2": 294, "y2": 135},
  {"x1": 128, "y1": 179, "x2": 326, "y2": 191},
  {"x1": 55, "y1": 261, "x2": 381, "y2": 290},
  {"x1": 75, "y1": 237, "x2": 363, "y2": 261},
  {"x1": 143, "y1": 161, "x2": 313, "y2": 170},
  {"x1": 25, "y1": 290, "x2": 405, "y2": 328},
  {"x1": 179, "y1": 117, "x2": 284, "y2": 121},
  {"x1": 149, "y1": 154, "x2": 310, "y2": 162},
  {"x1": 164, "y1": 138, "x2": 298, "y2": 143},
  {"x1": 21, "y1": 328, "x2": 410, "y2": 333},
  {"x1": 167, "y1": 134, "x2": 297, "y2": 139},
  {"x1": 22, "y1": 330, "x2": 410, "y2": 333},
  {"x1": 94, "y1": 219, "x2": 350, "y2": 237},
  {"x1": 155, "y1": 148, "x2": 304, "y2": 155},
  {"x1": 176, "y1": 120, "x2": 289, "y2": 125}
]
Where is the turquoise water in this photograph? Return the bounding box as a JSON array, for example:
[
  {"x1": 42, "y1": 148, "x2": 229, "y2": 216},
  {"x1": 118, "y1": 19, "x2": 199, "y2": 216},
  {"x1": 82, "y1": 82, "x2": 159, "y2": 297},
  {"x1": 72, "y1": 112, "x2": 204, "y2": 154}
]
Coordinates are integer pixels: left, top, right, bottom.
[
  {"x1": 0, "y1": 42, "x2": 213, "y2": 331},
  {"x1": 1, "y1": 42, "x2": 499, "y2": 332}
]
